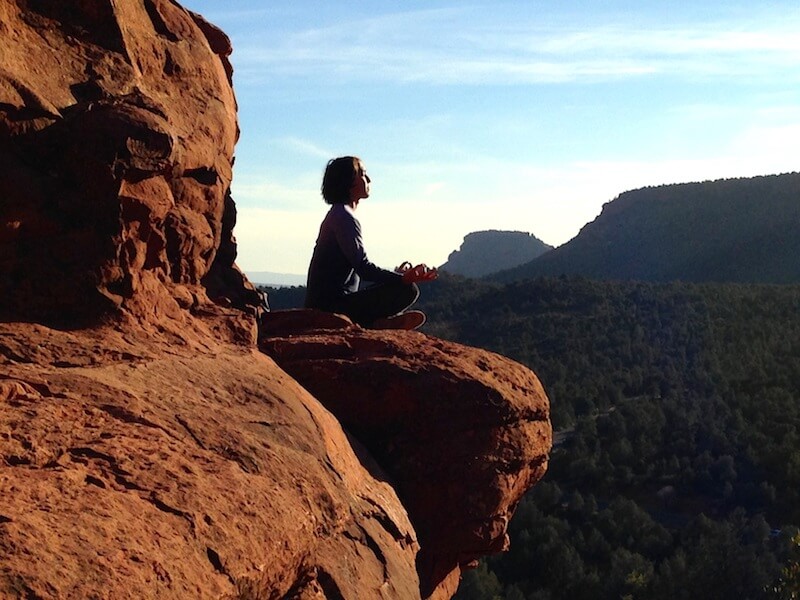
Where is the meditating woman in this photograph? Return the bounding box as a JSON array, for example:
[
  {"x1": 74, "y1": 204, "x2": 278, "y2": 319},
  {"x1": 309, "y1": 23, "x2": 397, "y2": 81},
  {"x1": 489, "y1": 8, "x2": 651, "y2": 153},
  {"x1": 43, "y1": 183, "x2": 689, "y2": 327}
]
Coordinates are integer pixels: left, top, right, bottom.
[{"x1": 304, "y1": 156, "x2": 437, "y2": 330}]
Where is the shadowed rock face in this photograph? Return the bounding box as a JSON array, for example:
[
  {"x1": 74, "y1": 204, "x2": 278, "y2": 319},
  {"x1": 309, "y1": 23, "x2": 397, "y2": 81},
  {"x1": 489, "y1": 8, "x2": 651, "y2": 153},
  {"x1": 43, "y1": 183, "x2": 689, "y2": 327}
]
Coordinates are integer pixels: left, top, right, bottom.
[
  {"x1": 0, "y1": 0, "x2": 253, "y2": 325},
  {"x1": 0, "y1": 2, "x2": 551, "y2": 599}
]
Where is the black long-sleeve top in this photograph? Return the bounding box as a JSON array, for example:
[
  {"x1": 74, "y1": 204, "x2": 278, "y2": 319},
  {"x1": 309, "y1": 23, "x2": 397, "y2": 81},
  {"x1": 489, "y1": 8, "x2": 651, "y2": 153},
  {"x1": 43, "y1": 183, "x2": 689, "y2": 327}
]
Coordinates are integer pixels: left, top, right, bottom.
[{"x1": 304, "y1": 203, "x2": 402, "y2": 310}]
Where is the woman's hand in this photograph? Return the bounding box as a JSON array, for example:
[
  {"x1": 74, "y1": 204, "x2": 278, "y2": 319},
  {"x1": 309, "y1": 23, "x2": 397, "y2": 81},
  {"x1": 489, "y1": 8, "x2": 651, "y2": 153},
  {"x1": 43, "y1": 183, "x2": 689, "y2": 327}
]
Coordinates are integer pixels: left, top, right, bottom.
[{"x1": 400, "y1": 263, "x2": 438, "y2": 284}]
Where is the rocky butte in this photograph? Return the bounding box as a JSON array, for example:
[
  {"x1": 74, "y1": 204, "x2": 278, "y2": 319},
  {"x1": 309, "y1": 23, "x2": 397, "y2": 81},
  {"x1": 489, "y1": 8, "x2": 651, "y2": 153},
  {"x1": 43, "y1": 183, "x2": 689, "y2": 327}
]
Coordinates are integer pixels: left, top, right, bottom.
[{"x1": 0, "y1": 1, "x2": 551, "y2": 598}]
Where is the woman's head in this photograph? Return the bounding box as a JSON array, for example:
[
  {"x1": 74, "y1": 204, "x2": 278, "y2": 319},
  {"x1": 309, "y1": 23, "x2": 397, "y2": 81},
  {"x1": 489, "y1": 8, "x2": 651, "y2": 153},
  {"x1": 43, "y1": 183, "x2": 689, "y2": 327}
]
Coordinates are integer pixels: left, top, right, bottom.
[{"x1": 321, "y1": 156, "x2": 370, "y2": 204}]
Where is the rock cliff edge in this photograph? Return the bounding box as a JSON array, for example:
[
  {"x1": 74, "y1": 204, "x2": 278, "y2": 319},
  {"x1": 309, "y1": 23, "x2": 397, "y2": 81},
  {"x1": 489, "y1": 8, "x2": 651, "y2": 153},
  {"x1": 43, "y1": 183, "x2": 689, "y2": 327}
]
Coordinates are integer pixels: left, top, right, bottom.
[{"x1": 0, "y1": 1, "x2": 551, "y2": 598}]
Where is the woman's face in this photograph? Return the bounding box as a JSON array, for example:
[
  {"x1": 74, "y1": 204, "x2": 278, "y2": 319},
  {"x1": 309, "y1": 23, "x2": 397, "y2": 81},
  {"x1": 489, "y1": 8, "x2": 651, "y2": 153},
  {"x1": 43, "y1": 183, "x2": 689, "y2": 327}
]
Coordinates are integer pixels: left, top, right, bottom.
[{"x1": 349, "y1": 162, "x2": 371, "y2": 203}]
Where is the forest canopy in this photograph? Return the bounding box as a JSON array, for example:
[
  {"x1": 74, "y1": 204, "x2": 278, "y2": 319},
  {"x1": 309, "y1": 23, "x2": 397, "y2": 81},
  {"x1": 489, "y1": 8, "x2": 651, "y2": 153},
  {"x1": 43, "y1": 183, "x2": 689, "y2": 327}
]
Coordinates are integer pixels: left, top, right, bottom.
[
  {"x1": 419, "y1": 274, "x2": 800, "y2": 599},
  {"x1": 263, "y1": 274, "x2": 800, "y2": 598}
]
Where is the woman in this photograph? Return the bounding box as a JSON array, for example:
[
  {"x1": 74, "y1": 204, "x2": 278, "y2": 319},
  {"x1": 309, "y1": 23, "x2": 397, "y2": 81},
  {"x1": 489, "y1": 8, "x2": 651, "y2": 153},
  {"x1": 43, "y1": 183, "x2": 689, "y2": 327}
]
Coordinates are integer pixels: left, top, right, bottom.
[{"x1": 304, "y1": 156, "x2": 437, "y2": 330}]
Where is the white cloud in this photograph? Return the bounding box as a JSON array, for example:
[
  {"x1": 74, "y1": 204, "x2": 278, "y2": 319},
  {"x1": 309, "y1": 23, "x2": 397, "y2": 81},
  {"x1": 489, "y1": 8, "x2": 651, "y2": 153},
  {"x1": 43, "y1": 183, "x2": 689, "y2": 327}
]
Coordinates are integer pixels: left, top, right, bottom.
[
  {"x1": 232, "y1": 179, "x2": 315, "y2": 207},
  {"x1": 232, "y1": 207, "x2": 320, "y2": 273},
  {"x1": 728, "y1": 123, "x2": 800, "y2": 158},
  {"x1": 184, "y1": 0, "x2": 800, "y2": 277},
  {"x1": 229, "y1": 7, "x2": 800, "y2": 86},
  {"x1": 279, "y1": 136, "x2": 333, "y2": 160}
]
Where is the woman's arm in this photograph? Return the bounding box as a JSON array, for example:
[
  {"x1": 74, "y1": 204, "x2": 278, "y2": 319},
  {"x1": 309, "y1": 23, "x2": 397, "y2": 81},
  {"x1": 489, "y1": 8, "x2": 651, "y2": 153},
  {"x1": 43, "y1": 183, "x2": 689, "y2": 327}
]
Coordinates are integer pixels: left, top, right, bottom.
[{"x1": 333, "y1": 208, "x2": 402, "y2": 284}]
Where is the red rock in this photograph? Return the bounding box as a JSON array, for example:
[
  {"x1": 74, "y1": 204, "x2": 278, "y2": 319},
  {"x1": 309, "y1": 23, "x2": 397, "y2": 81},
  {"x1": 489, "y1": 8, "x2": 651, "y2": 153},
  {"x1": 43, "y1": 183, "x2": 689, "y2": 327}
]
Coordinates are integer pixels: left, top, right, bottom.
[
  {"x1": 260, "y1": 319, "x2": 551, "y2": 598},
  {"x1": 260, "y1": 308, "x2": 356, "y2": 338},
  {"x1": 0, "y1": 1, "x2": 552, "y2": 598},
  {"x1": 0, "y1": 0, "x2": 252, "y2": 325},
  {"x1": 0, "y1": 323, "x2": 421, "y2": 599}
]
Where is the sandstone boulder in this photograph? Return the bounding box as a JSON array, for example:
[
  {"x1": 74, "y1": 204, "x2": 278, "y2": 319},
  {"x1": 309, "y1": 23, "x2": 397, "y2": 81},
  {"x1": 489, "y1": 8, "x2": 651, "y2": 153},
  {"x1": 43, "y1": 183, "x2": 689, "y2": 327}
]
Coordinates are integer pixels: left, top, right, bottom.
[
  {"x1": 260, "y1": 314, "x2": 552, "y2": 598},
  {"x1": 0, "y1": 322, "x2": 421, "y2": 599}
]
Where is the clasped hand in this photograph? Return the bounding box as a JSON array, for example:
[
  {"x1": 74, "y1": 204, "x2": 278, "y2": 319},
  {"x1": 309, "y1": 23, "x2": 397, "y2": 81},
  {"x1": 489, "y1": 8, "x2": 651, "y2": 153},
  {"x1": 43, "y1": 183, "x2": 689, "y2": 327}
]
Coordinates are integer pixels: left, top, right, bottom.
[{"x1": 396, "y1": 261, "x2": 438, "y2": 283}]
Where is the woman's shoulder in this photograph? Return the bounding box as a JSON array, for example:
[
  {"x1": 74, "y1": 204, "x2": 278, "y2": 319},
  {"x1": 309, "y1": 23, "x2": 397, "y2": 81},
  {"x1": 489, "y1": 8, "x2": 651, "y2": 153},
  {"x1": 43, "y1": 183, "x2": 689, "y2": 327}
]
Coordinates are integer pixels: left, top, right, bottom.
[
  {"x1": 328, "y1": 203, "x2": 358, "y2": 222},
  {"x1": 321, "y1": 203, "x2": 359, "y2": 232}
]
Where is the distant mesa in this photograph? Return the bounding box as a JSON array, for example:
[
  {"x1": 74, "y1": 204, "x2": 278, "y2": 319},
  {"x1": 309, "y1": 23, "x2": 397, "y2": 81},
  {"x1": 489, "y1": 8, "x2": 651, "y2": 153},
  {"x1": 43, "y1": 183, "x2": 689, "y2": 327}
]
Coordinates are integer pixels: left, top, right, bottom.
[
  {"x1": 246, "y1": 271, "x2": 306, "y2": 287},
  {"x1": 491, "y1": 172, "x2": 800, "y2": 284},
  {"x1": 440, "y1": 230, "x2": 553, "y2": 278}
]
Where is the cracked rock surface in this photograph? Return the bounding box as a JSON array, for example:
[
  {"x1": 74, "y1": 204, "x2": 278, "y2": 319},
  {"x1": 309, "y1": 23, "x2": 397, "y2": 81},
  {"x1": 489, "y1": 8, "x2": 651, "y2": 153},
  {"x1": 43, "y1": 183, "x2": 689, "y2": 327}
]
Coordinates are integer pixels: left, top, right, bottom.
[
  {"x1": 0, "y1": 0, "x2": 258, "y2": 325},
  {"x1": 0, "y1": 323, "x2": 421, "y2": 599}
]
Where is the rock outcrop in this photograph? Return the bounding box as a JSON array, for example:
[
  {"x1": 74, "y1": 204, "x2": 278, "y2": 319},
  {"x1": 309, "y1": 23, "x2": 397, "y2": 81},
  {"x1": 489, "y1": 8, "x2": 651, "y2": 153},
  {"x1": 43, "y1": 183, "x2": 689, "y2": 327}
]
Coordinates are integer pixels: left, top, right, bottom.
[
  {"x1": 0, "y1": 1, "x2": 551, "y2": 599},
  {"x1": 0, "y1": 324, "x2": 421, "y2": 599},
  {"x1": 0, "y1": 0, "x2": 258, "y2": 326},
  {"x1": 440, "y1": 230, "x2": 553, "y2": 278},
  {"x1": 260, "y1": 312, "x2": 551, "y2": 598}
]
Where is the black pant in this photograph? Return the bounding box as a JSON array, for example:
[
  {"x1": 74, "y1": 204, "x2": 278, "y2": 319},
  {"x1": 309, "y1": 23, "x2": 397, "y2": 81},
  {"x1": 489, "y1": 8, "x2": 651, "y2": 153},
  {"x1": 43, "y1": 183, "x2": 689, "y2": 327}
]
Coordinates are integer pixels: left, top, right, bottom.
[{"x1": 329, "y1": 282, "x2": 419, "y2": 327}]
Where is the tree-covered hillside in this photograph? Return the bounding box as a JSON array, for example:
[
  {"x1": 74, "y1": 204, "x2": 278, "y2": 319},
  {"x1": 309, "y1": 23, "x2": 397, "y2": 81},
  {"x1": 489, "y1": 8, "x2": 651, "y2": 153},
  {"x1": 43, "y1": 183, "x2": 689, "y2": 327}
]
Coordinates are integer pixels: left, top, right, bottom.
[
  {"x1": 262, "y1": 274, "x2": 800, "y2": 597},
  {"x1": 493, "y1": 172, "x2": 800, "y2": 285},
  {"x1": 415, "y1": 274, "x2": 800, "y2": 599}
]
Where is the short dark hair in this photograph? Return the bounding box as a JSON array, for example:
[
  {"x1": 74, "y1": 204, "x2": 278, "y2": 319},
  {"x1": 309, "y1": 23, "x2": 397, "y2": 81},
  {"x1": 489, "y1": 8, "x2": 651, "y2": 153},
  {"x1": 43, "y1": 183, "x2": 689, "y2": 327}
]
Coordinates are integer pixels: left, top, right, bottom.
[{"x1": 321, "y1": 156, "x2": 360, "y2": 204}]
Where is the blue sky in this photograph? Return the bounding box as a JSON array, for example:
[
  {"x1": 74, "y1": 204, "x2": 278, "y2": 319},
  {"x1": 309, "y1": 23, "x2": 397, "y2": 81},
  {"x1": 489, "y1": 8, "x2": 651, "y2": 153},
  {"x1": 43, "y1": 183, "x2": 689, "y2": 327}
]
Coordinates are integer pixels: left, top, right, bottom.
[{"x1": 180, "y1": 1, "x2": 800, "y2": 277}]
